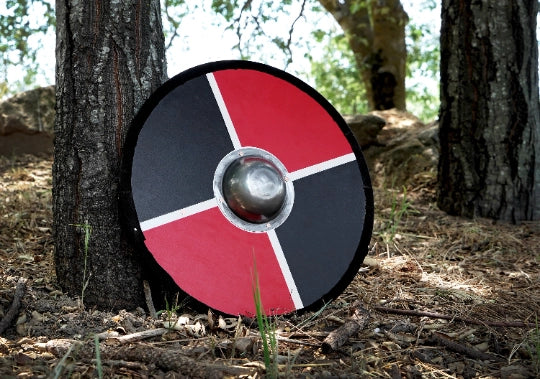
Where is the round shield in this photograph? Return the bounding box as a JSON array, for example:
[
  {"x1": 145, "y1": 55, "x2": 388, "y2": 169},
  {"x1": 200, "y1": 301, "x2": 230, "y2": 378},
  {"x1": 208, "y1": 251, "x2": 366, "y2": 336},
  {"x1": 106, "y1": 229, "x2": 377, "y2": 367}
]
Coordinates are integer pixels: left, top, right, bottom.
[{"x1": 120, "y1": 61, "x2": 373, "y2": 316}]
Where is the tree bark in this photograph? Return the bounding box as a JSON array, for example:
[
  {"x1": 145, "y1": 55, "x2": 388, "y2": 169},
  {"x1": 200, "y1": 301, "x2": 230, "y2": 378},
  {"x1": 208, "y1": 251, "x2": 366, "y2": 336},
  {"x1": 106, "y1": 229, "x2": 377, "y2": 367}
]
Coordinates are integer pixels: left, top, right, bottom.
[
  {"x1": 53, "y1": 0, "x2": 167, "y2": 309},
  {"x1": 438, "y1": 0, "x2": 540, "y2": 222},
  {"x1": 318, "y1": 0, "x2": 408, "y2": 111}
]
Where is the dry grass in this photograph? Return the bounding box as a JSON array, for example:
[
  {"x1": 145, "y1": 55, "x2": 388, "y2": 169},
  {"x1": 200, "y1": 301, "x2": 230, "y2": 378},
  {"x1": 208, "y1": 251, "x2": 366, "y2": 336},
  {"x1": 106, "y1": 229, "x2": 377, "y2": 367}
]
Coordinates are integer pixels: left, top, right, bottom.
[{"x1": 1, "y1": 153, "x2": 539, "y2": 378}]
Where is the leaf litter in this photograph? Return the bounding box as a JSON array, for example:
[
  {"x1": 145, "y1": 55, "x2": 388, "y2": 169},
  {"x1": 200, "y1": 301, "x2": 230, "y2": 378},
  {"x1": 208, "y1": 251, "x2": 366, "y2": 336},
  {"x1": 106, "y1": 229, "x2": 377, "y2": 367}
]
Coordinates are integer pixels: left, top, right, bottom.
[{"x1": 0, "y1": 144, "x2": 539, "y2": 378}]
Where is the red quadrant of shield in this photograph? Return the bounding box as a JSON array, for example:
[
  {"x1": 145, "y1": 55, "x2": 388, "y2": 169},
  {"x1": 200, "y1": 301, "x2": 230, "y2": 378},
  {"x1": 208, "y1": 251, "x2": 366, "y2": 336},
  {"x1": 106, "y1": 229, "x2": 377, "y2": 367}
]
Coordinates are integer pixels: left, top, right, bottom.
[
  {"x1": 212, "y1": 69, "x2": 353, "y2": 173},
  {"x1": 143, "y1": 207, "x2": 295, "y2": 316}
]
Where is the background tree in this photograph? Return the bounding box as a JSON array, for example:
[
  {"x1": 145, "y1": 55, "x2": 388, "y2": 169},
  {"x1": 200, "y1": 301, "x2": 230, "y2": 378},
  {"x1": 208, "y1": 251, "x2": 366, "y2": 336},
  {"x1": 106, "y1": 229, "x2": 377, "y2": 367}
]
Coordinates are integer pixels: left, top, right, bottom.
[
  {"x1": 53, "y1": 0, "x2": 167, "y2": 309},
  {"x1": 212, "y1": 0, "x2": 409, "y2": 111},
  {"x1": 310, "y1": 0, "x2": 439, "y2": 118},
  {"x1": 317, "y1": 0, "x2": 408, "y2": 111},
  {"x1": 437, "y1": 0, "x2": 540, "y2": 222}
]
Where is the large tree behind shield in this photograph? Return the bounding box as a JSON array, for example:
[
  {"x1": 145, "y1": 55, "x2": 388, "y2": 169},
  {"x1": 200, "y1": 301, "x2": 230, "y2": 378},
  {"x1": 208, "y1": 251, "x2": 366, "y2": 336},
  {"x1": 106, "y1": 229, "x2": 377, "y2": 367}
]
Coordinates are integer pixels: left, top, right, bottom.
[
  {"x1": 54, "y1": 0, "x2": 167, "y2": 309},
  {"x1": 318, "y1": 0, "x2": 408, "y2": 111},
  {"x1": 438, "y1": 0, "x2": 540, "y2": 222}
]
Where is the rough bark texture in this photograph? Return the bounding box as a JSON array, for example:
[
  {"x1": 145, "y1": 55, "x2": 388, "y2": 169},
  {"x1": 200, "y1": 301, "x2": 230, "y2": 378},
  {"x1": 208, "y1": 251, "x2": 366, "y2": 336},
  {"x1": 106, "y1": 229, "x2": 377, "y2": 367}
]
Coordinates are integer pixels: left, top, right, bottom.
[
  {"x1": 54, "y1": 0, "x2": 167, "y2": 309},
  {"x1": 318, "y1": 0, "x2": 408, "y2": 111},
  {"x1": 438, "y1": 0, "x2": 540, "y2": 222}
]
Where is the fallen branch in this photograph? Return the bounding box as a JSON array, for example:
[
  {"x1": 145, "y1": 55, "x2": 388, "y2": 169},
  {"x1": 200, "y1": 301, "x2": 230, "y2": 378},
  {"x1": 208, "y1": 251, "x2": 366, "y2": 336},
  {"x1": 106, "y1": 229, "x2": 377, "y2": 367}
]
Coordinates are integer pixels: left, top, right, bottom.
[
  {"x1": 322, "y1": 302, "x2": 370, "y2": 353},
  {"x1": 431, "y1": 331, "x2": 504, "y2": 362},
  {"x1": 373, "y1": 306, "x2": 536, "y2": 328},
  {"x1": 0, "y1": 278, "x2": 27, "y2": 335},
  {"x1": 40, "y1": 338, "x2": 256, "y2": 377}
]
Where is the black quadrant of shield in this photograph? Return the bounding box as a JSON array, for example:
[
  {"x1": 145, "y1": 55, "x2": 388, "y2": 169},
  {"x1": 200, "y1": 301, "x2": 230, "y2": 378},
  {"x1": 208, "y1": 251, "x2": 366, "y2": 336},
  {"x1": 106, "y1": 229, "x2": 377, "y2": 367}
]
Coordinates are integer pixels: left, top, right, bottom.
[
  {"x1": 131, "y1": 76, "x2": 234, "y2": 221},
  {"x1": 275, "y1": 161, "x2": 368, "y2": 307}
]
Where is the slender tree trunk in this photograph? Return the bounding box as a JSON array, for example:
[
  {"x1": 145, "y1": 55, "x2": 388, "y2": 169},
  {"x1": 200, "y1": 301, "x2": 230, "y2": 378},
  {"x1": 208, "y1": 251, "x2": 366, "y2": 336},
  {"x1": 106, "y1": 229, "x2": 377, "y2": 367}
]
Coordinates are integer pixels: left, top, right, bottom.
[
  {"x1": 437, "y1": 0, "x2": 540, "y2": 222},
  {"x1": 370, "y1": 0, "x2": 408, "y2": 110},
  {"x1": 54, "y1": 0, "x2": 167, "y2": 309},
  {"x1": 318, "y1": 0, "x2": 408, "y2": 111}
]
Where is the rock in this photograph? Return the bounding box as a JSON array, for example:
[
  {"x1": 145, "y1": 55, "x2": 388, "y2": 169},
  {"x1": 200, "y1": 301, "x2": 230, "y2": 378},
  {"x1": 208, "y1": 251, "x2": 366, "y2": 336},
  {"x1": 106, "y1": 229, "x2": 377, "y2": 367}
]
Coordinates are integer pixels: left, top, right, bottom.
[
  {"x1": 0, "y1": 86, "x2": 55, "y2": 156},
  {"x1": 345, "y1": 114, "x2": 386, "y2": 148},
  {"x1": 233, "y1": 337, "x2": 255, "y2": 354},
  {"x1": 417, "y1": 121, "x2": 439, "y2": 147},
  {"x1": 360, "y1": 109, "x2": 439, "y2": 188}
]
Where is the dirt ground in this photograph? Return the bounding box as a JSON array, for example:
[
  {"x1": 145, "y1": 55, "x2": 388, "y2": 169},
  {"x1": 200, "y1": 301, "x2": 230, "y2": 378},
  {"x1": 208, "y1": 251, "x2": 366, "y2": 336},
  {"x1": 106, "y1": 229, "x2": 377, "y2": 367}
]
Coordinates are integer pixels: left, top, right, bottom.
[{"x1": 1, "y1": 130, "x2": 539, "y2": 378}]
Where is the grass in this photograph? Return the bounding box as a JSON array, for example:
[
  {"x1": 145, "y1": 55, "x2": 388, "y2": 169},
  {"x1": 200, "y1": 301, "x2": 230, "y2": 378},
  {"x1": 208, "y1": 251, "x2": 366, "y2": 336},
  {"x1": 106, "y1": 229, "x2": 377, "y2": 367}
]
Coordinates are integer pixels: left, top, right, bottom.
[
  {"x1": 52, "y1": 342, "x2": 77, "y2": 379},
  {"x1": 529, "y1": 316, "x2": 540, "y2": 374},
  {"x1": 252, "y1": 260, "x2": 278, "y2": 378},
  {"x1": 296, "y1": 301, "x2": 330, "y2": 329},
  {"x1": 382, "y1": 186, "x2": 411, "y2": 243},
  {"x1": 70, "y1": 222, "x2": 92, "y2": 308},
  {"x1": 157, "y1": 293, "x2": 181, "y2": 329},
  {"x1": 51, "y1": 336, "x2": 103, "y2": 378},
  {"x1": 94, "y1": 335, "x2": 103, "y2": 379}
]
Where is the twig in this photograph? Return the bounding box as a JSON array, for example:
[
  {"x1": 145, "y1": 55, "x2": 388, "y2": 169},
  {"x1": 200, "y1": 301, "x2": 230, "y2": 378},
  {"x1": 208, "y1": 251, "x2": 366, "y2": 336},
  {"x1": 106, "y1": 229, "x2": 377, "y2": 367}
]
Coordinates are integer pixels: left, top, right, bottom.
[
  {"x1": 112, "y1": 328, "x2": 169, "y2": 343},
  {"x1": 284, "y1": 0, "x2": 307, "y2": 68},
  {"x1": 431, "y1": 331, "x2": 504, "y2": 361},
  {"x1": 276, "y1": 335, "x2": 319, "y2": 347},
  {"x1": 95, "y1": 328, "x2": 169, "y2": 343},
  {"x1": 322, "y1": 302, "x2": 370, "y2": 353},
  {"x1": 163, "y1": 0, "x2": 180, "y2": 50},
  {"x1": 143, "y1": 280, "x2": 157, "y2": 318},
  {"x1": 374, "y1": 306, "x2": 537, "y2": 328},
  {"x1": 234, "y1": 0, "x2": 253, "y2": 57},
  {"x1": 0, "y1": 278, "x2": 27, "y2": 335}
]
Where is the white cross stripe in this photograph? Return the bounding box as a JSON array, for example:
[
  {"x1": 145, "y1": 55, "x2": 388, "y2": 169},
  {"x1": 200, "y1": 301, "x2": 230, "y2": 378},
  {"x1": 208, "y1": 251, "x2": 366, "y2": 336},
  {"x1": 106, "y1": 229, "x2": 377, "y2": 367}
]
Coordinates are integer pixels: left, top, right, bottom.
[
  {"x1": 267, "y1": 230, "x2": 304, "y2": 310},
  {"x1": 206, "y1": 73, "x2": 242, "y2": 150},
  {"x1": 140, "y1": 198, "x2": 218, "y2": 231},
  {"x1": 288, "y1": 152, "x2": 356, "y2": 182}
]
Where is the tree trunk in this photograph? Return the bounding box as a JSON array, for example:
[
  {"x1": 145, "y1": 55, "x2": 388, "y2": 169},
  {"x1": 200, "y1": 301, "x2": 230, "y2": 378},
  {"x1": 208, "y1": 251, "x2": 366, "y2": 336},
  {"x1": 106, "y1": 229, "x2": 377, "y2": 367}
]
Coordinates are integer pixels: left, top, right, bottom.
[
  {"x1": 437, "y1": 0, "x2": 540, "y2": 222},
  {"x1": 53, "y1": 0, "x2": 167, "y2": 309},
  {"x1": 318, "y1": 0, "x2": 408, "y2": 111}
]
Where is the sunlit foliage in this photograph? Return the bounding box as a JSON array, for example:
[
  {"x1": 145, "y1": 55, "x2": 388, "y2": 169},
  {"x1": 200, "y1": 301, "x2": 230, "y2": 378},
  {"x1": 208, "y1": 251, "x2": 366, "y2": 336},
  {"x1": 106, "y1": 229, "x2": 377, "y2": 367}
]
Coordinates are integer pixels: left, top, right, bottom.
[
  {"x1": 1, "y1": 0, "x2": 440, "y2": 121},
  {"x1": 0, "y1": 0, "x2": 54, "y2": 97}
]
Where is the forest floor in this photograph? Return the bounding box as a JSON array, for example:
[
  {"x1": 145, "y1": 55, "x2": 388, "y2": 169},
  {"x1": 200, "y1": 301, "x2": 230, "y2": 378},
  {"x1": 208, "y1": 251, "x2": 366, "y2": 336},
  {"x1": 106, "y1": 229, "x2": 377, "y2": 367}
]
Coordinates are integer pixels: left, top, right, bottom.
[{"x1": 1, "y1": 121, "x2": 539, "y2": 378}]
